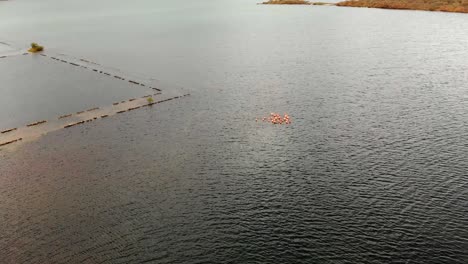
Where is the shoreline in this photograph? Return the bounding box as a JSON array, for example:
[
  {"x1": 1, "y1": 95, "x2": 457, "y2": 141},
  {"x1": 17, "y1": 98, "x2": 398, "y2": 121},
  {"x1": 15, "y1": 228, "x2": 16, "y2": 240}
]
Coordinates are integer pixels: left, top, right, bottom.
[
  {"x1": 337, "y1": 0, "x2": 468, "y2": 13},
  {"x1": 261, "y1": 0, "x2": 468, "y2": 14}
]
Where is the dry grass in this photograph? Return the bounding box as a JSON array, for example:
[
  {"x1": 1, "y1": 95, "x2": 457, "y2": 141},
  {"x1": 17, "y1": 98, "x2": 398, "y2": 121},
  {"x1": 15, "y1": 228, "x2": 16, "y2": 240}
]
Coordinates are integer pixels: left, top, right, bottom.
[
  {"x1": 262, "y1": 0, "x2": 311, "y2": 4},
  {"x1": 337, "y1": 0, "x2": 468, "y2": 13}
]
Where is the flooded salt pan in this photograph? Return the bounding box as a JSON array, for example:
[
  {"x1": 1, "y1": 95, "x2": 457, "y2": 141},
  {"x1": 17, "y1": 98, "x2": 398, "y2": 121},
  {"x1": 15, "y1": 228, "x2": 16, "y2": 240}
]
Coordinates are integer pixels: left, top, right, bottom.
[{"x1": 0, "y1": 53, "x2": 152, "y2": 131}]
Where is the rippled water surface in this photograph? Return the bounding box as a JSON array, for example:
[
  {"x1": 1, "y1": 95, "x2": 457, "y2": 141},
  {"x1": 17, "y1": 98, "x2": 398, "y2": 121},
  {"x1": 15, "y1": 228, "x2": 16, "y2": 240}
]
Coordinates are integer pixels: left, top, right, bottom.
[{"x1": 1, "y1": 0, "x2": 468, "y2": 263}]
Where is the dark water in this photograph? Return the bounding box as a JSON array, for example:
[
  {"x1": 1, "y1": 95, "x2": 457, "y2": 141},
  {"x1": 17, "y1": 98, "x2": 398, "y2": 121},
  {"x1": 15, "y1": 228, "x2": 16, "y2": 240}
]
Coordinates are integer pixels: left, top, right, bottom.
[{"x1": 1, "y1": 0, "x2": 468, "y2": 263}]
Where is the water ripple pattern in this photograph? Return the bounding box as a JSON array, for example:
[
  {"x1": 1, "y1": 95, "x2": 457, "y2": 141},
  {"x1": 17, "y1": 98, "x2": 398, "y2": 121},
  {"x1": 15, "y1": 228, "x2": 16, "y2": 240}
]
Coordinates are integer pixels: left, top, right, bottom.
[{"x1": 1, "y1": 0, "x2": 468, "y2": 263}]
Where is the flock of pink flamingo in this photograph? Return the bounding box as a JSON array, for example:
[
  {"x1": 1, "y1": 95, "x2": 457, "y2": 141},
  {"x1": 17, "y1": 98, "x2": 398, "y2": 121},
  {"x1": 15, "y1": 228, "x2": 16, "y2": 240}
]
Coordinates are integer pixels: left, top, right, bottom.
[{"x1": 257, "y1": 113, "x2": 291, "y2": 124}]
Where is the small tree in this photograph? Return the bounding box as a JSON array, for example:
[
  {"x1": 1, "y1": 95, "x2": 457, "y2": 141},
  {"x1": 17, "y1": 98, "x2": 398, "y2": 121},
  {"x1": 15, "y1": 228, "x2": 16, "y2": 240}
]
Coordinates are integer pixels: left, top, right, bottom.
[{"x1": 147, "y1": 97, "x2": 154, "y2": 104}]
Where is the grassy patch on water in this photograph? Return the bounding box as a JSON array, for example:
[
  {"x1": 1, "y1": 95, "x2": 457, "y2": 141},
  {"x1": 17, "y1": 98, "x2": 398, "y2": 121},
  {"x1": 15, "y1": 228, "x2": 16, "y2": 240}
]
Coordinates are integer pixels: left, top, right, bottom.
[{"x1": 28, "y1": 43, "x2": 44, "y2": 53}]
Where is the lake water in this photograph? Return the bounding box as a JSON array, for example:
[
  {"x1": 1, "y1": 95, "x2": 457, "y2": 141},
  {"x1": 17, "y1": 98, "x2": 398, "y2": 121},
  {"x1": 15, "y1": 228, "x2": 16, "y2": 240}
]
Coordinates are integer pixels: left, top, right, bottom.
[{"x1": 1, "y1": 0, "x2": 468, "y2": 263}]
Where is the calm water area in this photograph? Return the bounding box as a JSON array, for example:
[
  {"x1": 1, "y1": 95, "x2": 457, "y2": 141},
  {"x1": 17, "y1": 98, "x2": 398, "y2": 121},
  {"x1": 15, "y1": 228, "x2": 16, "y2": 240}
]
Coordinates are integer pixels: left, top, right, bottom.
[
  {"x1": 1, "y1": 0, "x2": 468, "y2": 263},
  {"x1": 0, "y1": 55, "x2": 151, "y2": 130}
]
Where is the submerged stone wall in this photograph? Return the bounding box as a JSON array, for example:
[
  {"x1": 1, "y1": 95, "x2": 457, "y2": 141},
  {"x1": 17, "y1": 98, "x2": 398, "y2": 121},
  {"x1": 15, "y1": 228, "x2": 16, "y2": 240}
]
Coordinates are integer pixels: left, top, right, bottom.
[{"x1": 0, "y1": 50, "x2": 190, "y2": 150}]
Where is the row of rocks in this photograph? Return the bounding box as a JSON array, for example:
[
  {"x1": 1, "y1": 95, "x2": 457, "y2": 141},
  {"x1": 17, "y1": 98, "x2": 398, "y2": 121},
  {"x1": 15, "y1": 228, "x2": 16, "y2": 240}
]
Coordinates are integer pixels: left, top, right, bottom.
[
  {"x1": 64, "y1": 116, "x2": 101, "y2": 128},
  {"x1": 64, "y1": 120, "x2": 85, "y2": 128},
  {"x1": 1, "y1": 128, "x2": 17, "y2": 134},
  {"x1": 2, "y1": 94, "x2": 191, "y2": 148},
  {"x1": 37, "y1": 52, "x2": 162, "y2": 92},
  {"x1": 0, "y1": 138, "x2": 22, "y2": 147},
  {"x1": 87, "y1": 107, "x2": 100, "y2": 112},
  {"x1": 42, "y1": 53, "x2": 160, "y2": 91},
  {"x1": 26, "y1": 120, "x2": 47, "y2": 127},
  {"x1": 59, "y1": 114, "x2": 72, "y2": 119},
  {"x1": 0, "y1": 52, "x2": 28, "y2": 60},
  {"x1": 58, "y1": 106, "x2": 100, "y2": 120}
]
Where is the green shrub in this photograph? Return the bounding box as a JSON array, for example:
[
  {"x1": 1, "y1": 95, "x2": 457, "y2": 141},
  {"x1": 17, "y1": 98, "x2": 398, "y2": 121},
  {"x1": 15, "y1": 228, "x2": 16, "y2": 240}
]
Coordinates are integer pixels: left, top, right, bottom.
[{"x1": 29, "y1": 42, "x2": 44, "y2": 52}]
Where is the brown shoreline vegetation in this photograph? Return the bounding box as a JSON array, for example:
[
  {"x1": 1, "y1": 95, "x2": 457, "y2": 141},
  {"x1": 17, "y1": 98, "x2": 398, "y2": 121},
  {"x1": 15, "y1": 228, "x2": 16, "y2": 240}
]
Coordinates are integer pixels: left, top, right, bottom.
[
  {"x1": 337, "y1": 0, "x2": 468, "y2": 13},
  {"x1": 262, "y1": 0, "x2": 468, "y2": 13}
]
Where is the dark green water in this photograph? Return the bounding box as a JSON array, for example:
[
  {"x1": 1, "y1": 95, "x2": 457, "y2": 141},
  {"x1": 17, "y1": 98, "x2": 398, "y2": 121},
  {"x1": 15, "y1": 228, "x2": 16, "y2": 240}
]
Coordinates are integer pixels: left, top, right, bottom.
[{"x1": 1, "y1": 0, "x2": 468, "y2": 263}]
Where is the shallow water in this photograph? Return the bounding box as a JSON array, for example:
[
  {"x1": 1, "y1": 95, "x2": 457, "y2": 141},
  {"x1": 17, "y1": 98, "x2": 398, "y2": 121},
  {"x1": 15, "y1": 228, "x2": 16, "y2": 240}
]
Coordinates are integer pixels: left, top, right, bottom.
[
  {"x1": 1, "y1": 0, "x2": 468, "y2": 263},
  {"x1": 0, "y1": 54, "x2": 152, "y2": 130}
]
